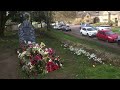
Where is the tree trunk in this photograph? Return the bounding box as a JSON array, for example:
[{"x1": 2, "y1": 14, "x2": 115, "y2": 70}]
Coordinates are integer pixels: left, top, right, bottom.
[
  {"x1": 40, "y1": 20, "x2": 42, "y2": 28},
  {"x1": 0, "y1": 12, "x2": 6, "y2": 37}
]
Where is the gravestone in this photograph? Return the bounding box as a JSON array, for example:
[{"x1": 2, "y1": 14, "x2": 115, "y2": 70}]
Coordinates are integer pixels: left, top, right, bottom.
[{"x1": 18, "y1": 13, "x2": 35, "y2": 44}]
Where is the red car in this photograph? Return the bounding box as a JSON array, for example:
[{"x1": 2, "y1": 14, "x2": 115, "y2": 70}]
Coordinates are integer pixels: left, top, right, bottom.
[{"x1": 96, "y1": 30, "x2": 118, "y2": 42}]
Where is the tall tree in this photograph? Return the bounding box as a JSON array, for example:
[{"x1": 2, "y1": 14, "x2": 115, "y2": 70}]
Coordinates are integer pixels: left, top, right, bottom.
[
  {"x1": 31, "y1": 11, "x2": 53, "y2": 30},
  {"x1": 31, "y1": 11, "x2": 46, "y2": 28},
  {"x1": 0, "y1": 11, "x2": 18, "y2": 37}
]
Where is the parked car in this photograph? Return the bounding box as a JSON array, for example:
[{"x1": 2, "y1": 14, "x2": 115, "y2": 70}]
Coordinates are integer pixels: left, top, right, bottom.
[
  {"x1": 80, "y1": 27, "x2": 98, "y2": 37},
  {"x1": 53, "y1": 25, "x2": 62, "y2": 30},
  {"x1": 96, "y1": 30, "x2": 118, "y2": 43},
  {"x1": 80, "y1": 23, "x2": 91, "y2": 29},
  {"x1": 61, "y1": 25, "x2": 71, "y2": 31},
  {"x1": 96, "y1": 25, "x2": 111, "y2": 31},
  {"x1": 116, "y1": 36, "x2": 120, "y2": 45}
]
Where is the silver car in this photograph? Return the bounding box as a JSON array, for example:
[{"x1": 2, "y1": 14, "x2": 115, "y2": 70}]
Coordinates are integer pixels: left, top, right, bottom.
[{"x1": 96, "y1": 25, "x2": 111, "y2": 31}]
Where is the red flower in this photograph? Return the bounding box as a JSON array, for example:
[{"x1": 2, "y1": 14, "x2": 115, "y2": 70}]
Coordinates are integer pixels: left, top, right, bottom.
[
  {"x1": 53, "y1": 64, "x2": 59, "y2": 70},
  {"x1": 46, "y1": 60, "x2": 60, "y2": 72},
  {"x1": 31, "y1": 60, "x2": 37, "y2": 65},
  {"x1": 46, "y1": 61, "x2": 55, "y2": 72},
  {"x1": 34, "y1": 54, "x2": 43, "y2": 61}
]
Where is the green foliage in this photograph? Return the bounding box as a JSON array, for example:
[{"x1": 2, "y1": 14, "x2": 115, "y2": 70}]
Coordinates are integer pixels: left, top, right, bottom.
[{"x1": 53, "y1": 11, "x2": 76, "y2": 22}]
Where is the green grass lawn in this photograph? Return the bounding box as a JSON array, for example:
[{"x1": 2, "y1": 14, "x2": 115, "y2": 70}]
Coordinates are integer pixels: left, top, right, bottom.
[
  {"x1": 1, "y1": 29, "x2": 120, "y2": 79},
  {"x1": 36, "y1": 29, "x2": 120, "y2": 79},
  {"x1": 48, "y1": 30, "x2": 120, "y2": 56},
  {"x1": 112, "y1": 27, "x2": 120, "y2": 34}
]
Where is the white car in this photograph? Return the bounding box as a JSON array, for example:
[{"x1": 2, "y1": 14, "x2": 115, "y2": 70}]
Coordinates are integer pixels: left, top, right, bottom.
[
  {"x1": 61, "y1": 25, "x2": 71, "y2": 31},
  {"x1": 80, "y1": 27, "x2": 98, "y2": 37},
  {"x1": 96, "y1": 25, "x2": 111, "y2": 31},
  {"x1": 53, "y1": 25, "x2": 61, "y2": 30}
]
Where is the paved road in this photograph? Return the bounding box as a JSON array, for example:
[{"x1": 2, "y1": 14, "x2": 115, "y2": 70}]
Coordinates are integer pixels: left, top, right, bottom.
[{"x1": 63, "y1": 25, "x2": 120, "y2": 51}]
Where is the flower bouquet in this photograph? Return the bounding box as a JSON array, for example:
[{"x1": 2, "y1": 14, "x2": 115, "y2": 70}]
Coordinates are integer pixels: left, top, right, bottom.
[{"x1": 17, "y1": 41, "x2": 63, "y2": 77}]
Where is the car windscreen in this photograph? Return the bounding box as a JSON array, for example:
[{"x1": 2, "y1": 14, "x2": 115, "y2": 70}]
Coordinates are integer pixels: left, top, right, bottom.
[
  {"x1": 105, "y1": 31, "x2": 114, "y2": 35},
  {"x1": 87, "y1": 28, "x2": 95, "y2": 31},
  {"x1": 91, "y1": 27, "x2": 97, "y2": 30},
  {"x1": 99, "y1": 26, "x2": 111, "y2": 27}
]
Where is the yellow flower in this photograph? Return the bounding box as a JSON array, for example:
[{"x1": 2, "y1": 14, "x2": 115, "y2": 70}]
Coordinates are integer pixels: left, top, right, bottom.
[
  {"x1": 93, "y1": 65, "x2": 95, "y2": 67},
  {"x1": 40, "y1": 42, "x2": 46, "y2": 48}
]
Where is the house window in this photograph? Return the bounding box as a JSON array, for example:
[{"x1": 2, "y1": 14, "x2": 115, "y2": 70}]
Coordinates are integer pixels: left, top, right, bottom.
[
  {"x1": 87, "y1": 16, "x2": 89, "y2": 18},
  {"x1": 86, "y1": 20, "x2": 89, "y2": 22}
]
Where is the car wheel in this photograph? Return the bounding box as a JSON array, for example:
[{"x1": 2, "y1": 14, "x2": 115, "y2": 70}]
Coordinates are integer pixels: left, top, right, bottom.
[
  {"x1": 97, "y1": 37, "x2": 100, "y2": 40},
  {"x1": 87, "y1": 33, "x2": 90, "y2": 37},
  {"x1": 117, "y1": 40, "x2": 120, "y2": 45},
  {"x1": 106, "y1": 39, "x2": 109, "y2": 43},
  {"x1": 81, "y1": 32, "x2": 83, "y2": 36}
]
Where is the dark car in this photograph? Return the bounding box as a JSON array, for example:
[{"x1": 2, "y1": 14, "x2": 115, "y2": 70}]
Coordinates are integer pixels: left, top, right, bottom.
[{"x1": 116, "y1": 36, "x2": 120, "y2": 45}]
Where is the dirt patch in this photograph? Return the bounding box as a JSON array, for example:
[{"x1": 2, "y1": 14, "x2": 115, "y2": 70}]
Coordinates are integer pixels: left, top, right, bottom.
[{"x1": 0, "y1": 49, "x2": 20, "y2": 79}]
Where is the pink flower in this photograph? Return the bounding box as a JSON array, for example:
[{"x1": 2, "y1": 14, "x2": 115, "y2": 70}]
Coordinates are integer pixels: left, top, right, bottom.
[
  {"x1": 48, "y1": 48, "x2": 55, "y2": 55},
  {"x1": 28, "y1": 44, "x2": 33, "y2": 48}
]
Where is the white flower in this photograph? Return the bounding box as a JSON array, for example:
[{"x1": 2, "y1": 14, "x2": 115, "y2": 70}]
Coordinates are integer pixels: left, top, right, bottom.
[
  {"x1": 81, "y1": 50, "x2": 86, "y2": 54},
  {"x1": 64, "y1": 44, "x2": 68, "y2": 47},
  {"x1": 44, "y1": 51, "x2": 49, "y2": 55},
  {"x1": 69, "y1": 46, "x2": 74, "y2": 51},
  {"x1": 35, "y1": 43, "x2": 39, "y2": 47},
  {"x1": 89, "y1": 53, "x2": 96, "y2": 59},
  {"x1": 28, "y1": 41, "x2": 32, "y2": 44},
  {"x1": 24, "y1": 40, "x2": 26, "y2": 44},
  {"x1": 17, "y1": 50, "x2": 19, "y2": 54},
  {"x1": 85, "y1": 52, "x2": 90, "y2": 56},
  {"x1": 27, "y1": 62, "x2": 34, "y2": 70},
  {"x1": 99, "y1": 61, "x2": 102, "y2": 63},
  {"x1": 60, "y1": 63, "x2": 63, "y2": 67},
  {"x1": 20, "y1": 51, "x2": 27, "y2": 58},
  {"x1": 74, "y1": 48, "x2": 79, "y2": 52},
  {"x1": 18, "y1": 53, "x2": 21, "y2": 58}
]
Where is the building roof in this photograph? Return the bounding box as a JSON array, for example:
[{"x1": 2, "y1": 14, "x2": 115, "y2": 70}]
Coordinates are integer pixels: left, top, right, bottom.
[
  {"x1": 77, "y1": 11, "x2": 120, "y2": 18},
  {"x1": 76, "y1": 11, "x2": 99, "y2": 18},
  {"x1": 99, "y1": 11, "x2": 120, "y2": 15}
]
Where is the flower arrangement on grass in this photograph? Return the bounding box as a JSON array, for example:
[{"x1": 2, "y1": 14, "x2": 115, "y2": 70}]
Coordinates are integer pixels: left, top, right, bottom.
[
  {"x1": 17, "y1": 41, "x2": 63, "y2": 77},
  {"x1": 61, "y1": 43, "x2": 103, "y2": 64}
]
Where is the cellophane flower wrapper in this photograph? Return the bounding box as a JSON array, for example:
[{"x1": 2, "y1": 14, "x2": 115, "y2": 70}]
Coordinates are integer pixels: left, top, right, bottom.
[{"x1": 17, "y1": 41, "x2": 63, "y2": 77}]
